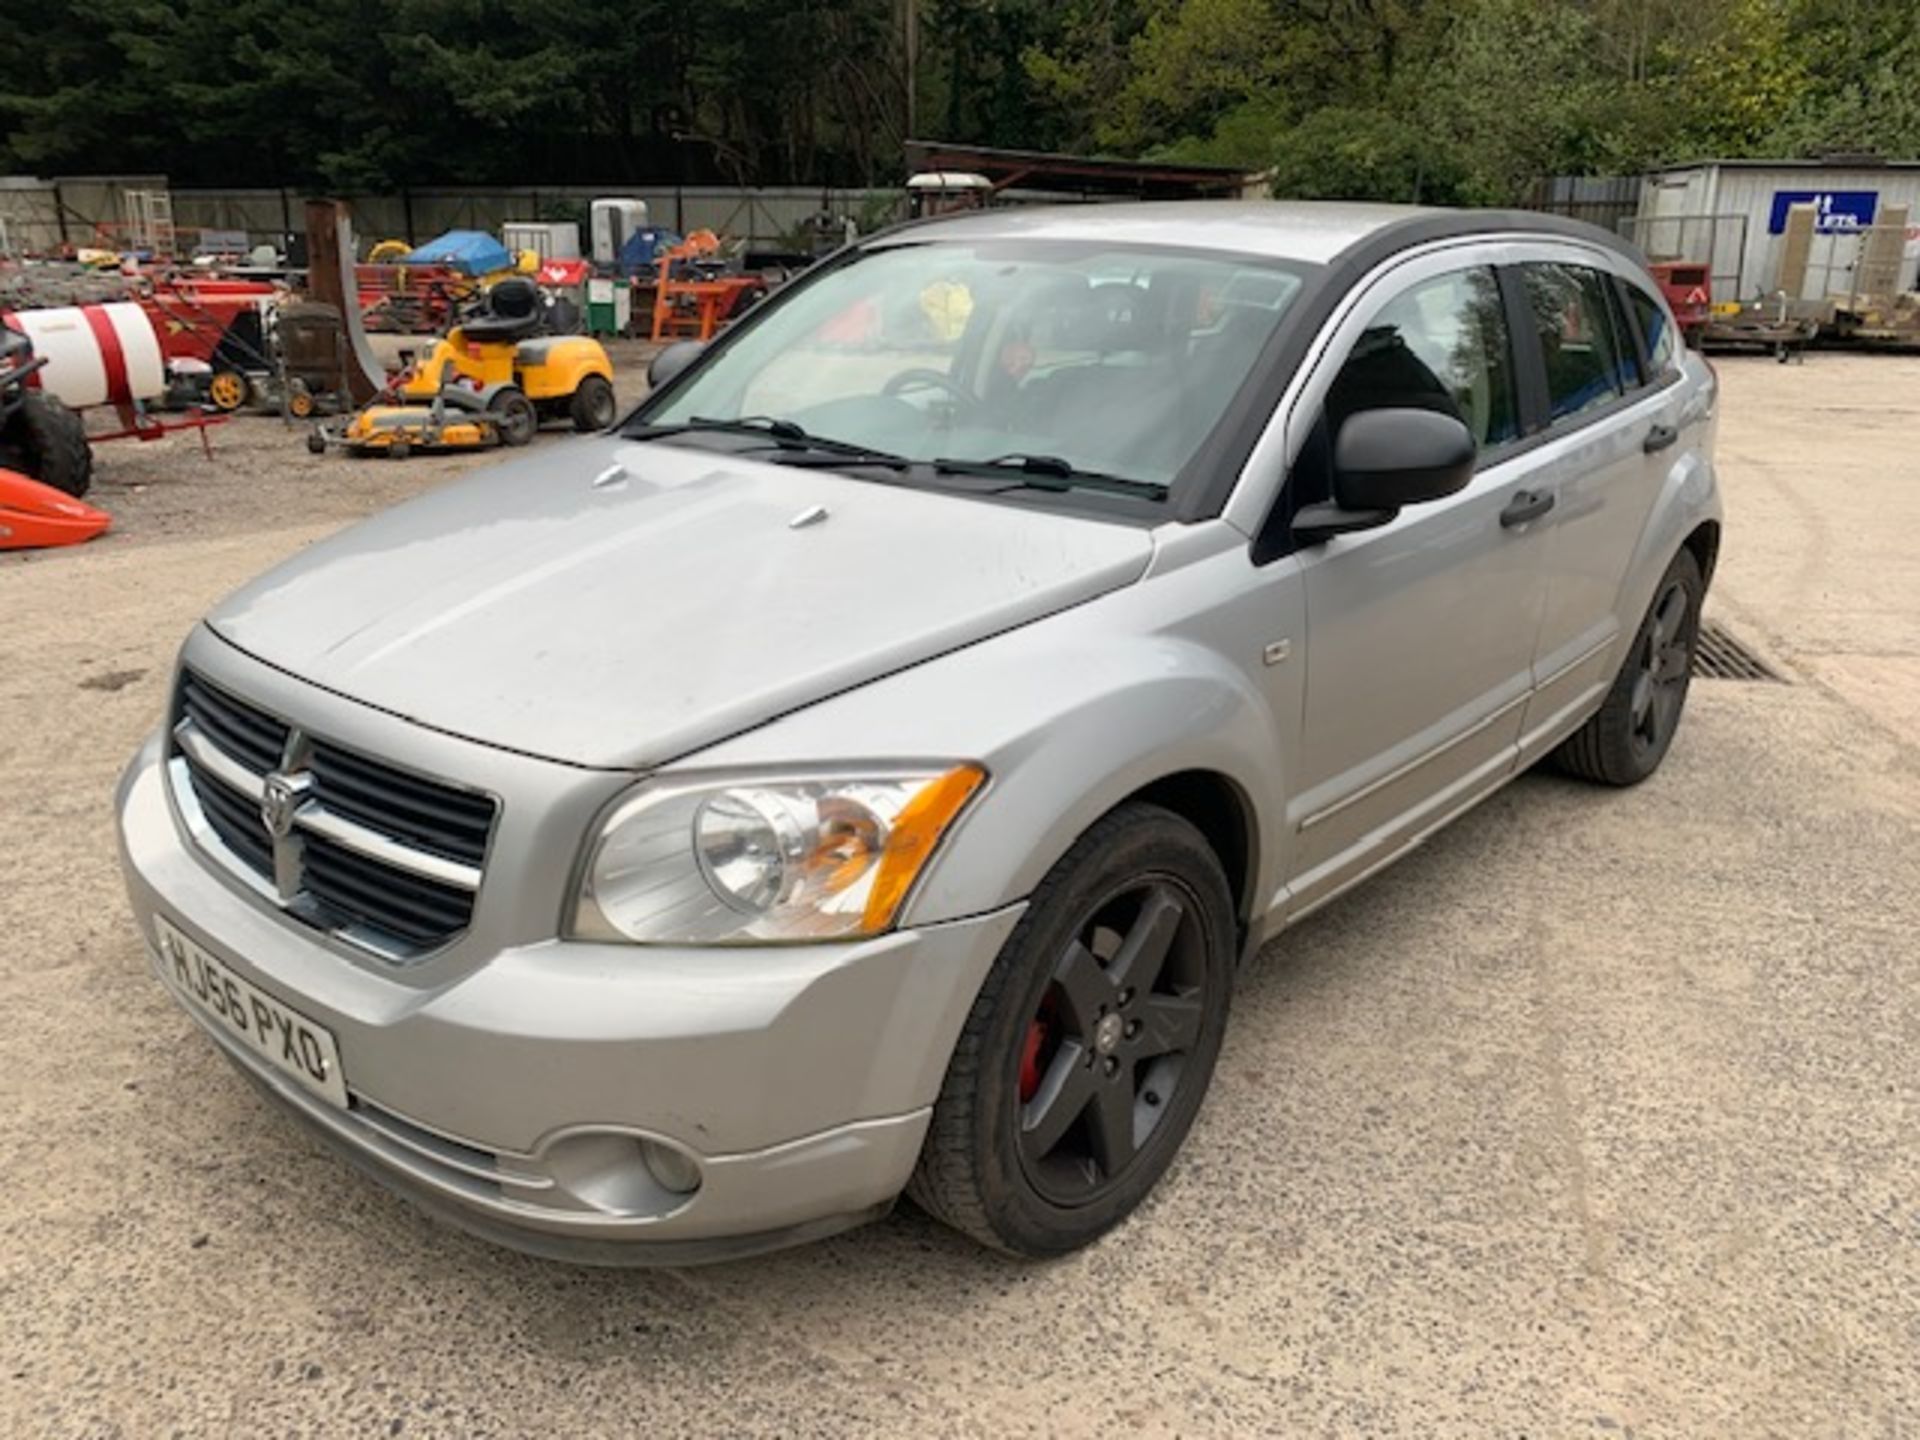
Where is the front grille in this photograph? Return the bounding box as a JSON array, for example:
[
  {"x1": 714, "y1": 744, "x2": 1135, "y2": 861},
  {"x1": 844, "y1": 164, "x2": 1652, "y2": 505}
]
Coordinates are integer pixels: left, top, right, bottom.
[
  {"x1": 308, "y1": 743, "x2": 493, "y2": 864},
  {"x1": 304, "y1": 833, "x2": 477, "y2": 950},
  {"x1": 181, "y1": 672, "x2": 288, "y2": 772},
  {"x1": 169, "y1": 670, "x2": 497, "y2": 959},
  {"x1": 185, "y1": 761, "x2": 275, "y2": 880}
]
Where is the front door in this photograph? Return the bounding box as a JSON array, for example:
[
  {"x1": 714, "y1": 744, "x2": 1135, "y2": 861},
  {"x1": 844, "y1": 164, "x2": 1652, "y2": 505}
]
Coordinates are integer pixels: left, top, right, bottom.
[{"x1": 1281, "y1": 259, "x2": 1551, "y2": 913}]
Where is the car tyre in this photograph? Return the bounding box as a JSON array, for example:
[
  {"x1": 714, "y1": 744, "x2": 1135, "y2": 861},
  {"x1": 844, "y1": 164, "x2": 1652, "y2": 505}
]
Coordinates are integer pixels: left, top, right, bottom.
[
  {"x1": 908, "y1": 802, "x2": 1235, "y2": 1256},
  {"x1": 1552, "y1": 547, "x2": 1703, "y2": 786}
]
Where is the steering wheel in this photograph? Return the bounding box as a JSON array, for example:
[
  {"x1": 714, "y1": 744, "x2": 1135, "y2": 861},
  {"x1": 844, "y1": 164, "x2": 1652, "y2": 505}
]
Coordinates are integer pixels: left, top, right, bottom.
[{"x1": 882, "y1": 367, "x2": 981, "y2": 414}]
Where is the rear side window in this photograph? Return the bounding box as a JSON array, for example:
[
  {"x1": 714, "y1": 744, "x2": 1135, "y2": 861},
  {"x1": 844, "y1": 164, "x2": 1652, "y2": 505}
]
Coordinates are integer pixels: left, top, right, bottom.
[
  {"x1": 1522, "y1": 263, "x2": 1637, "y2": 422},
  {"x1": 1325, "y1": 266, "x2": 1519, "y2": 448},
  {"x1": 1623, "y1": 283, "x2": 1677, "y2": 382}
]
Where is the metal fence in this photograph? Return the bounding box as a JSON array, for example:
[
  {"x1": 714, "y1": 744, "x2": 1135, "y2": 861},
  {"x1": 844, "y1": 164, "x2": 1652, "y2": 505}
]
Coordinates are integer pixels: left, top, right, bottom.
[
  {"x1": 1521, "y1": 175, "x2": 1641, "y2": 235},
  {"x1": 7, "y1": 170, "x2": 1673, "y2": 261},
  {"x1": 0, "y1": 176, "x2": 905, "y2": 256}
]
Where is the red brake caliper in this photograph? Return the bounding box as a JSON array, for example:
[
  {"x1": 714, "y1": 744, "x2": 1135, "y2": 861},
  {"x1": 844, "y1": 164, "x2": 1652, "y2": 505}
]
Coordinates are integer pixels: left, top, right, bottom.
[
  {"x1": 1019, "y1": 998, "x2": 1055, "y2": 1102},
  {"x1": 1018, "y1": 1021, "x2": 1046, "y2": 1102}
]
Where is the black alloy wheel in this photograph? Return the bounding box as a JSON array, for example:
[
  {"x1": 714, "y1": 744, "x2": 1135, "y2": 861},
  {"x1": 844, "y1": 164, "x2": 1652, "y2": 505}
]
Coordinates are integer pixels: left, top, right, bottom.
[
  {"x1": 910, "y1": 802, "x2": 1236, "y2": 1256},
  {"x1": 1016, "y1": 878, "x2": 1207, "y2": 1204},
  {"x1": 1552, "y1": 546, "x2": 1704, "y2": 786},
  {"x1": 1630, "y1": 576, "x2": 1692, "y2": 760}
]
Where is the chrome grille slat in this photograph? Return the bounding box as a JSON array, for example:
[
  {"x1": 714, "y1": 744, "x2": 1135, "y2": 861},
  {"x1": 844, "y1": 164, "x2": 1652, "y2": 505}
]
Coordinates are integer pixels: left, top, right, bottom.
[
  {"x1": 307, "y1": 748, "x2": 492, "y2": 863},
  {"x1": 179, "y1": 674, "x2": 288, "y2": 772},
  {"x1": 185, "y1": 766, "x2": 276, "y2": 879},
  {"x1": 303, "y1": 837, "x2": 474, "y2": 945},
  {"x1": 168, "y1": 669, "x2": 497, "y2": 959}
]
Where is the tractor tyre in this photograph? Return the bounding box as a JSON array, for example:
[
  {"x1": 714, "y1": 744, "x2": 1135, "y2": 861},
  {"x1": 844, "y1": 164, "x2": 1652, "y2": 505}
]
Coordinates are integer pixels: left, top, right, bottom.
[
  {"x1": 569, "y1": 374, "x2": 616, "y2": 432},
  {"x1": 0, "y1": 391, "x2": 94, "y2": 499},
  {"x1": 489, "y1": 387, "x2": 537, "y2": 447}
]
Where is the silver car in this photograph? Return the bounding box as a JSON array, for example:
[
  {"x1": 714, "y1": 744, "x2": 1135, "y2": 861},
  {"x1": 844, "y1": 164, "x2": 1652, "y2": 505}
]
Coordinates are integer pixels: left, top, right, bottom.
[{"x1": 116, "y1": 203, "x2": 1720, "y2": 1262}]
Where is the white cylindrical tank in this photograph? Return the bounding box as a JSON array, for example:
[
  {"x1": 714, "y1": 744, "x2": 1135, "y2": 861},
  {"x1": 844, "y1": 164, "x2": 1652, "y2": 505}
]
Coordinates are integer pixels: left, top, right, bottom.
[{"x1": 2, "y1": 302, "x2": 166, "y2": 409}]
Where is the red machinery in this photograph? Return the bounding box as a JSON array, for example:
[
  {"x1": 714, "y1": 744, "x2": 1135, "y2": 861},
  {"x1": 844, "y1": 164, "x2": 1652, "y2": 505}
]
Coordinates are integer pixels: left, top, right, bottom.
[
  {"x1": 3, "y1": 299, "x2": 225, "y2": 455},
  {"x1": 137, "y1": 274, "x2": 282, "y2": 411},
  {"x1": 355, "y1": 263, "x2": 478, "y2": 333},
  {"x1": 1649, "y1": 262, "x2": 1712, "y2": 345}
]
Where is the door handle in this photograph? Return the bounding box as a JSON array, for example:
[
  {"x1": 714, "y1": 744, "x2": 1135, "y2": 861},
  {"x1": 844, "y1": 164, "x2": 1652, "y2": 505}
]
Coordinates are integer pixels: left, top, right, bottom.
[
  {"x1": 1644, "y1": 423, "x2": 1679, "y2": 453},
  {"x1": 1499, "y1": 489, "x2": 1555, "y2": 528}
]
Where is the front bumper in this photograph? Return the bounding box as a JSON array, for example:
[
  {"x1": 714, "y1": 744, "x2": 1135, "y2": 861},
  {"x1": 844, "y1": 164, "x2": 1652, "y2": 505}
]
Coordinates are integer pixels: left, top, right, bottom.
[{"x1": 117, "y1": 731, "x2": 1024, "y2": 1264}]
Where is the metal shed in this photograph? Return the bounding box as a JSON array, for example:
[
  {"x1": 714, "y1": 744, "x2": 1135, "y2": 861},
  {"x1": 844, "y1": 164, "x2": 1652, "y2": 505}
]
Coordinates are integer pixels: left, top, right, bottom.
[{"x1": 1634, "y1": 159, "x2": 1920, "y2": 302}]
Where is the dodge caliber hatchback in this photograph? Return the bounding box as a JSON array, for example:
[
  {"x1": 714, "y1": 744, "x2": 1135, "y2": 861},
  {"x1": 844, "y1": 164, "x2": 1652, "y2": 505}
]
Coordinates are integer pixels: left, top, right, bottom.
[{"x1": 118, "y1": 203, "x2": 1720, "y2": 1262}]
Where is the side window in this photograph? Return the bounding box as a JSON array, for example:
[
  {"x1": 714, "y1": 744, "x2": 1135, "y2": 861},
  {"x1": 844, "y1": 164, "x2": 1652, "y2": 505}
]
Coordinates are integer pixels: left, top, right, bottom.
[
  {"x1": 1522, "y1": 263, "x2": 1636, "y2": 422},
  {"x1": 1623, "y1": 281, "x2": 1677, "y2": 382},
  {"x1": 1325, "y1": 266, "x2": 1518, "y2": 450}
]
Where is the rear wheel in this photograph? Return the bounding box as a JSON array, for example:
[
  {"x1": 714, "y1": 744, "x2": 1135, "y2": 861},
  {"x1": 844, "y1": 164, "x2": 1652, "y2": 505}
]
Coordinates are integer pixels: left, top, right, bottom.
[
  {"x1": 1552, "y1": 548, "x2": 1703, "y2": 786},
  {"x1": 569, "y1": 373, "x2": 615, "y2": 432},
  {"x1": 488, "y1": 387, "x2": 537, "y2": 447},
  {"x1": 908, "y1": 803, "x2": 1235, "y2": 1256},
  {"x1": 0, "y1": 391, "x2": 94, "y2": 498}
]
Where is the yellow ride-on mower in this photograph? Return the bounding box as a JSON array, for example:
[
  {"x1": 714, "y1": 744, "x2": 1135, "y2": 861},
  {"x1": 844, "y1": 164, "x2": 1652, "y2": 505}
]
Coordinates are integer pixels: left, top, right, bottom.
[{"x1": 309, "y1": 278, "x2": 615, "y2": 457}]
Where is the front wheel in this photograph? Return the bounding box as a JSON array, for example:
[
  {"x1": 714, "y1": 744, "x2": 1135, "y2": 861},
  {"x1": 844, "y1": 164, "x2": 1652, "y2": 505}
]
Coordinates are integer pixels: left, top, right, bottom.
[
  {"x1": 0, "y1": 391, "x2": 93, "y2": 498},
  {"x1": 908, "y1": 802, "x2": 1236, "y2": 1256},
  {"x1": 207, "y1": 368, "x2": 250, "y2": 412},
  {"x1": 1552, "y1": 547, "x2": 1703, "y2": 786},
  {"x1": 487, "y1": 387, "x2": 537, "y2": 447}
]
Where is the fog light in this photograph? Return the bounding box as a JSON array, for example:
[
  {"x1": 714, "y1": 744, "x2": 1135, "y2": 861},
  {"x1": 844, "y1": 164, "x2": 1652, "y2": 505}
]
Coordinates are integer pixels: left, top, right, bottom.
[{"x1": 641, "y1": 1138, "x2": 702, "y2": 1195}]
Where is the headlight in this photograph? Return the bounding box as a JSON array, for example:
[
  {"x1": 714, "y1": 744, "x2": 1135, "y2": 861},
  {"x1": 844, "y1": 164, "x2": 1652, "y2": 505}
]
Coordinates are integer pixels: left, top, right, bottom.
[{"x1": 571, "y1": 765, "x2": 986, "y2": 945}]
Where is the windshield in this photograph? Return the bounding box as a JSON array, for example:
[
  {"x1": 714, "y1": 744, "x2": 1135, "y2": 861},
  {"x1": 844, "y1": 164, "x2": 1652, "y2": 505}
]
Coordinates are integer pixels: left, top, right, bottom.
[{"x1": 640, "y1": 239, "x2": 1309, "y2": 495}]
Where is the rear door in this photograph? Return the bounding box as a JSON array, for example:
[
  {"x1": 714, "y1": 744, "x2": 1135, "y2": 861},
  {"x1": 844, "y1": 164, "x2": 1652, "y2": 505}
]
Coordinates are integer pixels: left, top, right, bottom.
[
  {"x1": 1509, "y1": 256, "x2": 1685, "y2": 758},
  {"x1": 1273, "y1": 253, "x2": 1551, "y2": 913}
]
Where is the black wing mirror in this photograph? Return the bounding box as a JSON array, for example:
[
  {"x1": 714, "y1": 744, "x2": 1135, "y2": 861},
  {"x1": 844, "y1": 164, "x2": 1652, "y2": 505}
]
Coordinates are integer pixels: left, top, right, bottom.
[
  {"x1": 647, "y1": 339, "x2": 707, "y2": 390},
  {"x1": 1294, "y1": 407, "x2": 1477, "y2": 543}
]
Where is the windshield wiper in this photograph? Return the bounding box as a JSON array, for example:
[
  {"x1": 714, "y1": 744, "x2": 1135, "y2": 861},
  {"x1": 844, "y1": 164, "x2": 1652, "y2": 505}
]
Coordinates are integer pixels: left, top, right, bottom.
[
  {"x1": 930, "y1": 453, "x2": 1169, "y2": 501},
  {"x1": 626, "y1": 415, "x2": 909, "y2": 470}
]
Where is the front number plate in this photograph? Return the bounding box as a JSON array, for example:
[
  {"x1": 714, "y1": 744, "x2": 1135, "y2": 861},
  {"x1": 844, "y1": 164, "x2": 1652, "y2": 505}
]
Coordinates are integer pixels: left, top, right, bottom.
[{"x1": 154, "y1": 916, "x2": 349, "y2": 1109}]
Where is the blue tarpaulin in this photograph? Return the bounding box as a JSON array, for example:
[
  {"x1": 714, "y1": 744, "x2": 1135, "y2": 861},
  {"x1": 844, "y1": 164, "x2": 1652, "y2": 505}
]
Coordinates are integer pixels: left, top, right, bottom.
[
  {"x1": 402, "y1": 229, "x2": 515, "y2": 275},
  {"x1": 617, "y1": 227, "x2": 683, "y2": 276}
]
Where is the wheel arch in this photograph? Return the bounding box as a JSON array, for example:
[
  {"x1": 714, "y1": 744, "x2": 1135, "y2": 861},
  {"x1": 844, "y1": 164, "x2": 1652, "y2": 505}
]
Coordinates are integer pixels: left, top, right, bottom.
[
  {"x1": 1682, "y1": 518, "x2": 1720, "y2": 590},
  {"x1": 1121, "y1": 770, "x2": 1259, "y2": 936},
  {"x1": 1614, "y1": 446, "x2": 1721, "y2": 644}
]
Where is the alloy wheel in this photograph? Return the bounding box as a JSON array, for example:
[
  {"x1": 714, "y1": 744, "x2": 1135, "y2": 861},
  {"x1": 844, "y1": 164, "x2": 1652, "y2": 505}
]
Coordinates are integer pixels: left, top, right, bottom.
[
  {"x1": 1630, "y1": 578, "x2": 1692, "y2": 755},
  {"x1": 1015, "y1": 877, "x2": 1207, "y2": 1206}
]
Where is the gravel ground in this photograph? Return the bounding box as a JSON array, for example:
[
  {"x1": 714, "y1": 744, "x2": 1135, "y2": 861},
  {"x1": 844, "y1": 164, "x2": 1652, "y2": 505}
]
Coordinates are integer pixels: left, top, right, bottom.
[{"x1": 2, "y1": 353, "x2": 1916, "y2": 1437}]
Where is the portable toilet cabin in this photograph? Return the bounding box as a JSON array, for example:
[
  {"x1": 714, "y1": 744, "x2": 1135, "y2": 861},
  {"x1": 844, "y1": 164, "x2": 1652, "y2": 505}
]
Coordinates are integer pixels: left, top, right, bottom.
[{"x1": 591, "y1": 199, "x2": 650, "y2": 269}]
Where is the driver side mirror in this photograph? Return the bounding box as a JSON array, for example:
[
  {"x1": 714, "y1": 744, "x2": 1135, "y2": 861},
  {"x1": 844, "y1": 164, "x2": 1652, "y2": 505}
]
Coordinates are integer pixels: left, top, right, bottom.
[
  {"x1": 1293, "y1": 407, "x2": 1476, "y2": 543},
  {"x1": 647, "y1": 339, "x2": 706, "y2": 391}
]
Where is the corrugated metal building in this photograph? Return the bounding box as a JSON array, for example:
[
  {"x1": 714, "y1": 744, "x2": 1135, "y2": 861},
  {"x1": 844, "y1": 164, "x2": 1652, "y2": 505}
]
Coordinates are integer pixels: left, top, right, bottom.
[{"x1": 1634, "y1": 159, "x2": 1920, "y2": 302}]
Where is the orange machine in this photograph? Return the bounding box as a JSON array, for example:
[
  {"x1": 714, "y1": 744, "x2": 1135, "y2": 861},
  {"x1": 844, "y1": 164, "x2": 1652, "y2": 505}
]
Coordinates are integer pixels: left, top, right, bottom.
[{"x1": 649, "y1": 231, "x2": 767, "y2": 342}]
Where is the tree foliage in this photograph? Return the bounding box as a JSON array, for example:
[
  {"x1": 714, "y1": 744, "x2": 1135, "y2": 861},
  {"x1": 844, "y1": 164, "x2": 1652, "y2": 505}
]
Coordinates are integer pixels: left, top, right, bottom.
[{"x1": 3, "y1": 0, "x2": 1919, "y2": 198}]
